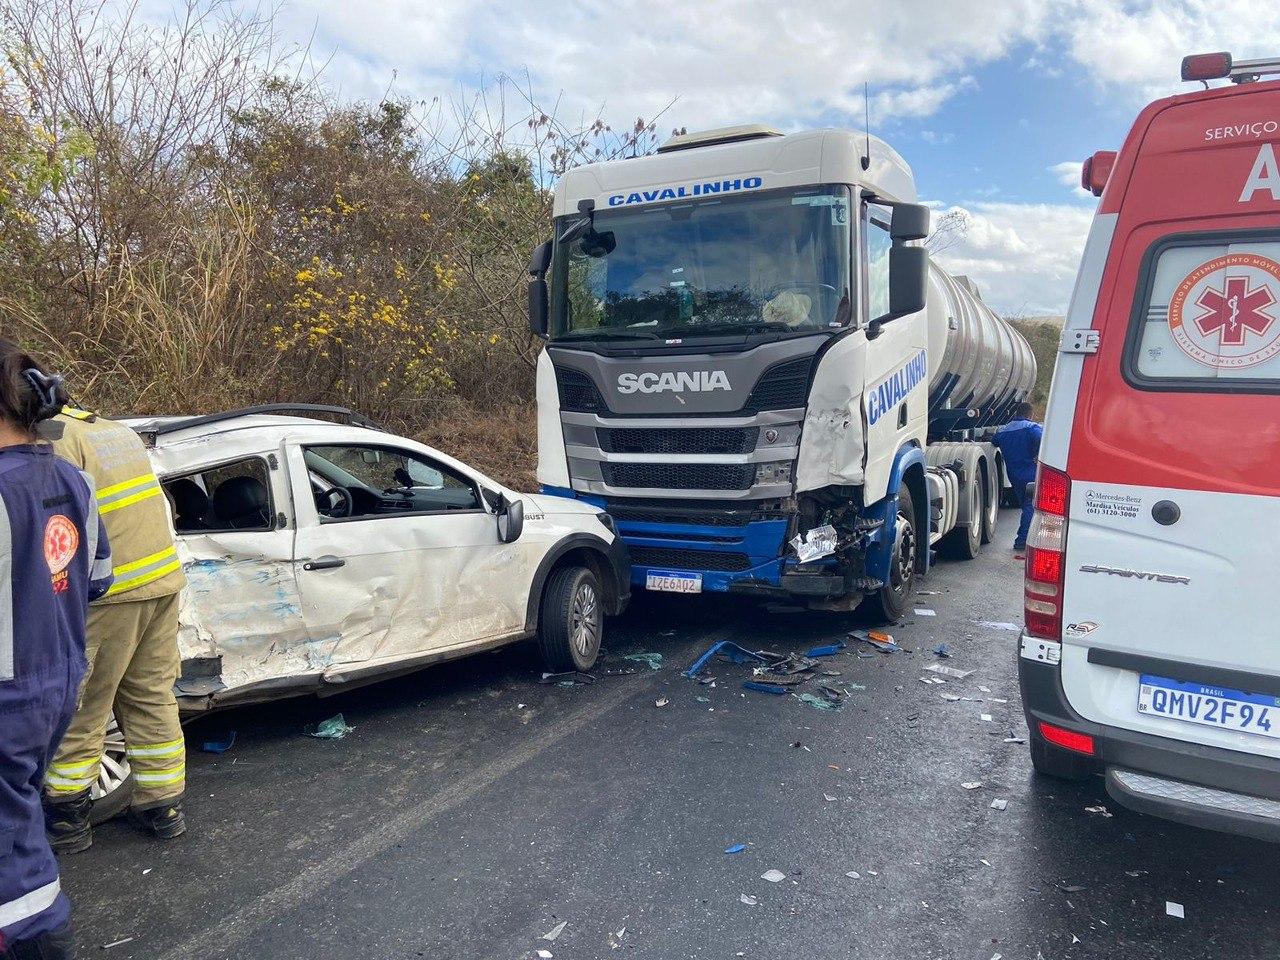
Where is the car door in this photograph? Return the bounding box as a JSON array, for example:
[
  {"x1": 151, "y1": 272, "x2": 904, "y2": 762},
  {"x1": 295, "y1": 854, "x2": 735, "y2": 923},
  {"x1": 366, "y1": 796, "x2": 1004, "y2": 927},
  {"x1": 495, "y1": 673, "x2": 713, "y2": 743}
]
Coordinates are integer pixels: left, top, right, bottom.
[
  {"x1": 161, "y1": 445, "x2": 310, "y2": 690},
  {"x1": 1059, "y1": 224, "x2": 1280, "y2": 756},
  {"x1": 287, "y1": 440, "x2": 525, "y2": 668}
]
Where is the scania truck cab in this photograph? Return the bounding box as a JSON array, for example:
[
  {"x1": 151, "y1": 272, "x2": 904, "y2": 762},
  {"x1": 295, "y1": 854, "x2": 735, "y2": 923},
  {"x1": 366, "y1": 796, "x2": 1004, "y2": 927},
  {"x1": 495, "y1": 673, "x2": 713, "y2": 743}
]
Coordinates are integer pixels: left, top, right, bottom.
[
  {"x1": 530, "y1": 125, "x2": 1036, "y2": 619},
  {"x1": 1019, "y1": 52, "x2": 1280, "y2": 840}
]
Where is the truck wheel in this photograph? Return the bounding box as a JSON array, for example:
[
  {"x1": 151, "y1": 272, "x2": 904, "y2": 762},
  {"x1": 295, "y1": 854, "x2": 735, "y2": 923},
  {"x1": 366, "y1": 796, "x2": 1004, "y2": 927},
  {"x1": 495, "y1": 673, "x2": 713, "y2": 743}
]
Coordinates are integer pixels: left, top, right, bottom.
[
  {"x1": 538, "y1": 565, "x2": 603, "y2": 672},
  {"x1": 1029, "y1": 729, "x2": 1095, "y2": 781},
  {"x1": 941, "y1": 473, "x2": 982, "y2": 561},
  {"x1": 867, "y1": 486, "x2": 917, "y2": 623},
  {"x1": 980, "y1": 466, "x2": 997, "y2": 545},
  {"x1": 89, "y1": 715, "x2": 134, "y2": 825}
]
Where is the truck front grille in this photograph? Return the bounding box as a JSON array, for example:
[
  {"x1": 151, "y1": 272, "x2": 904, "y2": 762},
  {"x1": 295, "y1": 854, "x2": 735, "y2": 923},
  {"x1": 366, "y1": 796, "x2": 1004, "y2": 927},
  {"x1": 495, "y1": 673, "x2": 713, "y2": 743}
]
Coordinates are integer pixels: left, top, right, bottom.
[
  {"x1": 555, "y1": 367, "x2": 605, "y2": 413},
  {"x1": 630, "y1": 546, "x2": 752, "y2": 572},
  {"x1": 602, "y1": 462, "x2": 755, "y2": 490},
  {"x1": 606, "y1": 502, "x2": 770, "y2": 526},
  {"x1": 742, "y1": 356, "x2": 812, "y2": 412},
  {"x1": 597, "y1": 426, "x2": 759, "y2": 455}
]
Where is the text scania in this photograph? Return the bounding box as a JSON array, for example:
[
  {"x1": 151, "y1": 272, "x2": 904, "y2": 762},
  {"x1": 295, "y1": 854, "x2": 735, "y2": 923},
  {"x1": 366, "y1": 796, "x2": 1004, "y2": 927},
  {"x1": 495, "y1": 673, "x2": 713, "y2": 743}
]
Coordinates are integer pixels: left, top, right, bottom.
[
  {"x1": 866, "y1": 350, "x2": 928, "y2": 426},
  {"x1": 608, "y1": 177, "x2": 763, "y2": 207},
  {"x1": 616, "y1": 371, "x2": 733, "y2": 394}
]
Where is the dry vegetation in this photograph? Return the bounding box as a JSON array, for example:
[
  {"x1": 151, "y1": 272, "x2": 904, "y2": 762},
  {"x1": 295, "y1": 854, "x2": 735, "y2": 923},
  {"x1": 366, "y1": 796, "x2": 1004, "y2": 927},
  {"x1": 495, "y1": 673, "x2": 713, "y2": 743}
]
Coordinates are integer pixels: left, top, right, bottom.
[{"x1": 1, "y1": 0, "x2": 665, "y2": 486}]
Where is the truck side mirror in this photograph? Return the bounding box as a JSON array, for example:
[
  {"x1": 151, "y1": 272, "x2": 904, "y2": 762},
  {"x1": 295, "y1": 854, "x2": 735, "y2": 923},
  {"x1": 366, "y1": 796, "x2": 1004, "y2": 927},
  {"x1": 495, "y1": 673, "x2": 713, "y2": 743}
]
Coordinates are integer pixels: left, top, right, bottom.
[
  {"x1": 527, "y1": 240, "x2": 552, "y2": 337},
  {"x1": 888, "y1": 246, "x2": 928, "y2": 318},
  {"x1": 890, "y1": 203, "x2": 930, "y2": 241}
]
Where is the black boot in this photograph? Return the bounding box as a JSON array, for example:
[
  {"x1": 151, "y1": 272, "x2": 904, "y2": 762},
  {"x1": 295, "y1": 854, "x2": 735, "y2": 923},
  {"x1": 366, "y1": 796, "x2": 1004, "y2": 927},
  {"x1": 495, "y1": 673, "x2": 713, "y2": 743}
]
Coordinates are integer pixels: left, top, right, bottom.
[
  {"x1": 43, "y1": 789, "x2": 92, "y2": 855},
  {"x1": 4, "y1": 923, "x2": 75, "y2": 959},
  {"x1": 132, "y1": 799, "x2": 186, "y2": 840}
]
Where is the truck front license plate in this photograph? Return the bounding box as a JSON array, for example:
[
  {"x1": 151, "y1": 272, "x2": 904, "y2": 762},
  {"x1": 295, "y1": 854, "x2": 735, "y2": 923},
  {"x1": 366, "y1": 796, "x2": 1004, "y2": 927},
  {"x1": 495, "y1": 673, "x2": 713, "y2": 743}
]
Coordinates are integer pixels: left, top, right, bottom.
[
  {"x1": 1138, "y1": 674, "x2": 1280, "y2": 739},
  {"x1": 645, "y1": 570, "x2": 703, "y2": 594}
]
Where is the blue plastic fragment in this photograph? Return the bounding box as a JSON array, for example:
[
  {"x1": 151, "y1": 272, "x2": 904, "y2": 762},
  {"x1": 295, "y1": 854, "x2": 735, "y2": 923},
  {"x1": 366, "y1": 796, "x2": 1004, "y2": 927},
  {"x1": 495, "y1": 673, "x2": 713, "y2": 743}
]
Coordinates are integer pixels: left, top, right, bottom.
[
  {"x1": 934, "y1": 643, "x2": 951, "y2": 659},
  {"x1": 725, "y1": 843, "x2": 747, "y2": 855},
  {"x1": 684, "y1": 640, "x2": 771, "y2": 679},
  {"x1": 806, "y1": 639, "x2": 847, "y2": 658},
  {"x1": 742, "y1": 680, "x2": 788, "y2": 696},
  {"x1": 201, "y1": 731, "x2": 236, "y2": 754}
]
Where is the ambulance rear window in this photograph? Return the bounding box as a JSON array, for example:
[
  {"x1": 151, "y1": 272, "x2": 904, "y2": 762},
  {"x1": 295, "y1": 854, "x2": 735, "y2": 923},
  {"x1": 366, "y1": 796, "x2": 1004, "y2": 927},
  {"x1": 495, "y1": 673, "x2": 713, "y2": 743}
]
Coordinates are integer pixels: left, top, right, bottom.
[{"x1": 1127, "y1": 231, "x2": 1280, "y2": 390}]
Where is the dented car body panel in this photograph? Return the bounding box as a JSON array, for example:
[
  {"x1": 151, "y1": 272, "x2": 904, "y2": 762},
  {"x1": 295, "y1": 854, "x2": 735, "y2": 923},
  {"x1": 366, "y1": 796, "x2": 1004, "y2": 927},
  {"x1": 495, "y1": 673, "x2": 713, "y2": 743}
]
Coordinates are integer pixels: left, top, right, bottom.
[{"x1": 129, "y1": 414, "x2": 627, "y2": 711}]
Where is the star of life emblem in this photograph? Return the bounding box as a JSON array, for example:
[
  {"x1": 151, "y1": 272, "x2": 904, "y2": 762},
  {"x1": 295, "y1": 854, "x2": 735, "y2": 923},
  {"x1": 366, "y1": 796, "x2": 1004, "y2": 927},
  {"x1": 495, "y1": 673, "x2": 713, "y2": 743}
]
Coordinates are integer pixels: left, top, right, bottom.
[{"x1": 1168, "y1": 254, "x2": 1280, "y2": 369}]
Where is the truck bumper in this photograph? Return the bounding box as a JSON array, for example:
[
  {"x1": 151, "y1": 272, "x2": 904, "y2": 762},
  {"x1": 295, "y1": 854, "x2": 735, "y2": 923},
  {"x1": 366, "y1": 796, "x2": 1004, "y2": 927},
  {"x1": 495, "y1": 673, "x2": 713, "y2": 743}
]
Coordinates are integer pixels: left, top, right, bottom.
[{"x1": 1019, "y1": 649, "x2": 1280, "y2": 842}]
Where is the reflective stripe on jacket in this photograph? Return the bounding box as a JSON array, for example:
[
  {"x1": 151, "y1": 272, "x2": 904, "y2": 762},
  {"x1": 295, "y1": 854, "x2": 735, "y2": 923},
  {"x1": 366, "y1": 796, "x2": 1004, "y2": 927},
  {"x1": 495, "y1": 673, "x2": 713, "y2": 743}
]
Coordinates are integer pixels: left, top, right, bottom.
[{"x1": 53, "y1": 409, "x2": 185, "y2": 603}]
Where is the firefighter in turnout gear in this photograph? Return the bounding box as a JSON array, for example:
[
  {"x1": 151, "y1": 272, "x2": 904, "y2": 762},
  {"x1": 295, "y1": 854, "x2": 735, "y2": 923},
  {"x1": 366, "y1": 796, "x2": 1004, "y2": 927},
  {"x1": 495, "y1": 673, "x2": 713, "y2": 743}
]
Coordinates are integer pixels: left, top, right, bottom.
[
  {"x1": 42, "y1": 407, "x2": 188, "y2": 851},
  {"x1": 0, "y1": 342, "x2": 112, "y2": 960}
]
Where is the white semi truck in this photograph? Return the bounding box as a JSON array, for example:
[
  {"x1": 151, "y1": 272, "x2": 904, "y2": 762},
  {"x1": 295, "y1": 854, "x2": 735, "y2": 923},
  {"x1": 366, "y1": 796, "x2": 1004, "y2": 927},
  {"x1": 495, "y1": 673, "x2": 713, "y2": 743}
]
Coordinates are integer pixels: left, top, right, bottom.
[{"x1": 528, "y1": 125, "x2": 1036, "y2": 618}]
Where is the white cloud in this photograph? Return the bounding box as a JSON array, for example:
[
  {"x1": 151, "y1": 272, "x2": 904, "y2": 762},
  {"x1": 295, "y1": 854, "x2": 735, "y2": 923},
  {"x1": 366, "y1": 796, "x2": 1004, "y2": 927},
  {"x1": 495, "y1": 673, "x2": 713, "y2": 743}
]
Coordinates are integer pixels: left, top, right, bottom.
[
  {"x1": 932, "y1": 201, "x2": 1096, "y2": 315},
  {"x1": 1049, "y1": 160, "x2": 1091, "y2": 199}
]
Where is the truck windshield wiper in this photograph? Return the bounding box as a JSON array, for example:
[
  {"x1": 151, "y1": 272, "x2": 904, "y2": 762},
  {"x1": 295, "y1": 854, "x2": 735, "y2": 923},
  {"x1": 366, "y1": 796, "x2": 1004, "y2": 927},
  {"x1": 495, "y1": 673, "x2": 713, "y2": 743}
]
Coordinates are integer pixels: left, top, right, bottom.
[{"x1": 555, "y1": 328, "x2": 661, "y2": 341}]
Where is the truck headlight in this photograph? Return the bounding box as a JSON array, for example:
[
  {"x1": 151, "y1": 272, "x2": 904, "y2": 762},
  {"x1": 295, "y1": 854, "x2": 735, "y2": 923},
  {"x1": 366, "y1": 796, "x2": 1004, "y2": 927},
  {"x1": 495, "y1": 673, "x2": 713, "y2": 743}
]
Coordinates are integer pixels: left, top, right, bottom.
[{"x1": 755, "y1": 462, "x2": 793, "y2": 486}]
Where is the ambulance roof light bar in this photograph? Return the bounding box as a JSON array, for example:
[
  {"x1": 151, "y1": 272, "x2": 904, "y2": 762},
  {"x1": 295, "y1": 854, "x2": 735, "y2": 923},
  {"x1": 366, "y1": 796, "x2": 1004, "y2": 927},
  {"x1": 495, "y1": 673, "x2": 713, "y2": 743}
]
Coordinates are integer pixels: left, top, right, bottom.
[{"x1": 1182, "y1": 52, "x2": 1280, "y2": 84}]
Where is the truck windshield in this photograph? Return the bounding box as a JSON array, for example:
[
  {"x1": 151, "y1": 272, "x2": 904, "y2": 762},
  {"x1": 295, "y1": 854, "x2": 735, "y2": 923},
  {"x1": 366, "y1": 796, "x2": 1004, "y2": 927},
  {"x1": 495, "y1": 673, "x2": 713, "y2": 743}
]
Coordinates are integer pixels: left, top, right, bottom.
[{"x1": 550, "y1": 186, "x2": 852, "y2": 341}]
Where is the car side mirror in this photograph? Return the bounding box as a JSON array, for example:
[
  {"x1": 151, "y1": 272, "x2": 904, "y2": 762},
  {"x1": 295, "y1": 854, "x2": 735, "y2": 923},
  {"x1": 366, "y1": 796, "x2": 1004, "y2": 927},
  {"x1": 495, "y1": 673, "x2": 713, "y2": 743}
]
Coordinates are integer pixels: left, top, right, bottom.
[
  {"x1": 527, "y1": 240, "x2": 552, "y2": 338},
  {"x1": 496, "y1": 495, "x2": 525, "y2": 543}
]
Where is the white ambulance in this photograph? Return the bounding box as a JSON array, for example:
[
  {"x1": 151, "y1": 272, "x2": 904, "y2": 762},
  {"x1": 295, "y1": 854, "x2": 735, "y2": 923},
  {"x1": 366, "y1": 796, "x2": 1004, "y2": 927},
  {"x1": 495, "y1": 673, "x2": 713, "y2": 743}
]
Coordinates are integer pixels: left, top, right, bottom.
[{"x1": 1019, "y1": 52, "x2": 1280, "y2": 840}]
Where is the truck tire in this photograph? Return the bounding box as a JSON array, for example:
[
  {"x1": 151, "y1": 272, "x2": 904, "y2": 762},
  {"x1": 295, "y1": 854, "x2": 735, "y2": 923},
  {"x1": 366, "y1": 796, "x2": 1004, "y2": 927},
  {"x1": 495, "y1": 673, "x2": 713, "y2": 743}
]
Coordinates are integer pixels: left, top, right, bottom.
[
  {"x1": 980, "y1": 464, "x2": 997, "y2": 545},
  {"x1": 538, "y1": 565, "x2": 603, "y2": 673},
  {"x1": 867, "y1": 486, "x2": 917, "y2": 623},
  {"x1": 940, "y1": 472, "x2": 982, "y2": 561},
  {"x1": 1029, "y1": 728, "x2": 1095, "y2": 781}
]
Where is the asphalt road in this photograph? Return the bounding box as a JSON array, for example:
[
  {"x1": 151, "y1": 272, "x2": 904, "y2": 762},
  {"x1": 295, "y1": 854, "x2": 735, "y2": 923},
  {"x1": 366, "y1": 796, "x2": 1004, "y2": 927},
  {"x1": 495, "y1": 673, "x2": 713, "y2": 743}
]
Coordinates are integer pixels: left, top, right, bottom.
[{"x1": 60, "y1": 510, "x2": 1278, "y2": 960}]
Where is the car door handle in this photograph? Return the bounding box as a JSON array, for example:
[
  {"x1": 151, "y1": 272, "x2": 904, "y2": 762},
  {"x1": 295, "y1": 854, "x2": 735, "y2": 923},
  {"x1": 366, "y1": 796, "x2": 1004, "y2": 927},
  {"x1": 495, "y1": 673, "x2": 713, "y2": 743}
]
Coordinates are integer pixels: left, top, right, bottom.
[{"x1": 303, "y1": 556, "x2": 346, "y2": 571}]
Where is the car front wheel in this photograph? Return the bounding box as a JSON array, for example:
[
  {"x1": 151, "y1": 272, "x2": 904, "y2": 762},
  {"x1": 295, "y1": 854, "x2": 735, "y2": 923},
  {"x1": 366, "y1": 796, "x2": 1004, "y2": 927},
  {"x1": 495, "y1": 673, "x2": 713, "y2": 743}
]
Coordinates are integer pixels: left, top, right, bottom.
[
  {"x1": 90, "y1": 714, "x2": 135, "y2": 824},
  {"x1": 538, "y1": 565, "x2": 604, "y2": 672}
]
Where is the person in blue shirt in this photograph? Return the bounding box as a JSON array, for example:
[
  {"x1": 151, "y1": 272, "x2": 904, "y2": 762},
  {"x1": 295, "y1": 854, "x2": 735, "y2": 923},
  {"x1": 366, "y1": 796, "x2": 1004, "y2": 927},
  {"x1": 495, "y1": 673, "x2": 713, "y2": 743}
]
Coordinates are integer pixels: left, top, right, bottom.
[
  {"x1": 0, "y1": 340, "x2": 112, "y2": 960},
  {"x1": 992, "y1": 402, "x2": 1043, "y2": 551}
]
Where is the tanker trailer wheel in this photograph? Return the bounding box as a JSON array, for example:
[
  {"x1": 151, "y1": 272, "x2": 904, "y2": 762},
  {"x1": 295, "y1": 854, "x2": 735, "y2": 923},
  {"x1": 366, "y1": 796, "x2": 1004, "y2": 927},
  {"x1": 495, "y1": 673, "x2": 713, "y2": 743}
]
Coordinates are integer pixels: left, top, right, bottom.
[
  {"x1": 980, "y1": 462, "x2": 997, "y2": 545},
  {"x1": 866, "y1": 486, "x2": 917, "y2": 623},
  {"x1": 941, "y1": 471, "x2": 982, "y2": 561}
]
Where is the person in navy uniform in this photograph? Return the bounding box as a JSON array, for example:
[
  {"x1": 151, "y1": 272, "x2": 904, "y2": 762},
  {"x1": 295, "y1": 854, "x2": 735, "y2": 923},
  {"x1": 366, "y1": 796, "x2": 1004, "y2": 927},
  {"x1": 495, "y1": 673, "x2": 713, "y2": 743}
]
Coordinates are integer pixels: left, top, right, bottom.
[
  {"x1": 992, "y1": 401, "x2": 1043, "y2": 551},
  {"x1": 0, "y1": 341, "x2": 112, "y2": 960}
]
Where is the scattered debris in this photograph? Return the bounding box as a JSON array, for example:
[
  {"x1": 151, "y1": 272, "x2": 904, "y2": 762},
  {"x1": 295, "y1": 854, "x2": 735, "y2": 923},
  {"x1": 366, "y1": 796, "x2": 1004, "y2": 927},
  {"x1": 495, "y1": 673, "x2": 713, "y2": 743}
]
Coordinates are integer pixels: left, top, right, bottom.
[
  {"x1": 791, "y1": 523, "x2": 838, "y2": 563},
  {"x1": 845, "y1": 871, "x2": 861, "y2": 879},
  {"x1": 696, "y1": 696, "x2": 710, "y2": 703},
  {"x1": 1003, "y1": 736, "x2": 1026, "y2": 744},
  {"x1": 919, "y1": 676, "x2": 947, "y2": 685},
  {"x1": 979, "y1": 685, "x2": 992, "y2": 693},
  {"x1": 806, "y1": 639, "x2": 847, "y2": 658},
  {"x1": 654, "y1": 698, "x2": 669, "y2": 708},
  {"x1": 101, "y1": 938, "x2": 135, "y2": 950},
  {"x1": 940, "y1": 692, "x2": 963, "y2": 702},
  {"x1": 684, "y1": 641, "x2": 769, "y2": 679},
  {"x1": 540, "y1": 671, "x2": 596, "y2": 685},
  {"x1": 980, "y1": 714, "x2": 994, "y2": 723},
  {"x1": 913, "y1": 608, "x2": 937, "y2": 617},
  {"x1": 761, "y1": 869, "x2": 787, "y2": 883},
  {"x1": 743, "y1": 681, "x2": 788, "y2": 696},
  {"x1": 739, "y1": 894, "x2": 758, "y2": 906},
  {"x1": 961, "y1": 782, "x2": 983, "y2": 790},
  {"x1": 990, "y1": 798, "x2": 1008, "y2": 810},
  {"x1": 1166, "y1": 901, "x2": 1185, "y2": 919},
  {"x1": 1059, "y1": 884, "x2": 1087, "y2": 893},
  {"x1": 308, "y1": 714, "x2": 353, "y2": 739},
  {"x1": 933, "y1": 644, "x2": 951, "y2": 659},
  {"x1": 851, "y1": 629, "x2": 901, "y2": 653},
  {"x1": 200, "y1": 731, "x2": 236, "y2": 754},
  {"x1": 623, "y1": 652, "x2": 664, "y2": 671},
  {"x1": 1125, "y1": 870, "x2": 1147, "y2": 878},
  {"x1": 794, "y1": 692, "x2": 841, "y2": 711},
  {"x1": 542, "y1": 921, "x2": 568, "y2": 941},
  {"x1": 977, "y1": 621, "x2": 1021, "y2": 632},
  {"x1": 824, "y1": 794, "x2": 838, "y2": 802},
  {"x1": 924, "y1": 663, "x2": 974, "y2": 680},
  {"x1": 725, "y1": 844, "x2": 747, "y2": 855},
  {"x1": 1084, "y1": 805, "x2": 1114, "y2": 818},
  {"x1": 142, "y1": 869, "x2": 151, "y2": 876},
  {"x1": 537, "y1": 951, "x2": 554, "y2": 959}
]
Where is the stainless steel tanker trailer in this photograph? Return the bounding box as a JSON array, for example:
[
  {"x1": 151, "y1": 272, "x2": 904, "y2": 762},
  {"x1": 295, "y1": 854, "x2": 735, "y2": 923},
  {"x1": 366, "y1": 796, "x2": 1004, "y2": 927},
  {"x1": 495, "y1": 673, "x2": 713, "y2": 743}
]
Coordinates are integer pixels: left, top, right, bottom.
[{"x1": 530, "y1": 124, "x2": 1037, "y2": 618}]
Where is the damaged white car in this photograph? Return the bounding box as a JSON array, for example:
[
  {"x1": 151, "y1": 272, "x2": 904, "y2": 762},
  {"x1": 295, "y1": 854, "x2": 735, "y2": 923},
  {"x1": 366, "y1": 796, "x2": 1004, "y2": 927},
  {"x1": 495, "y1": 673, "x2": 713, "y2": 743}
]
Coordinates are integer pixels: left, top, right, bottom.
[{"x1": 134, "y1": 405, "x2": 630, "y2": 710}]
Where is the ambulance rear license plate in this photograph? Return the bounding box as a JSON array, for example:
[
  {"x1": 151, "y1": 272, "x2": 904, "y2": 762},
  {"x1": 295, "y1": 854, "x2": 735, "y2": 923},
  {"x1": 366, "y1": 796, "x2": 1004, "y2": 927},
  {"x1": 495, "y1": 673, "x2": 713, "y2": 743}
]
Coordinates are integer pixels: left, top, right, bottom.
[
  {"x1": 645, "y1": 570, "x2": 702, "y2": 594},
  {"x1": 1138, "y1": 674, "x2": 1280, "y2": 739}
]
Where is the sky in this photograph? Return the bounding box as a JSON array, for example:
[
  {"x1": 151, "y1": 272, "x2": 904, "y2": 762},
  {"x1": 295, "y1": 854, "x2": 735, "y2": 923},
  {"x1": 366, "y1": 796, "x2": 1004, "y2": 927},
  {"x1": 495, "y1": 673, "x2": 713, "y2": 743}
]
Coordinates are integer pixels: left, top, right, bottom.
[{"x1": 149, "y1": 0, "x2": 1280, "y2": 315}]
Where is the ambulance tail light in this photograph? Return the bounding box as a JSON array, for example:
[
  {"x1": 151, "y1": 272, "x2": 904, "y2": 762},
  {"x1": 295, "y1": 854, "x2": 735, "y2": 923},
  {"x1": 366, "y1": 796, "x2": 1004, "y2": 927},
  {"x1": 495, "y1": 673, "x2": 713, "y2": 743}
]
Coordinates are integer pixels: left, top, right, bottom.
[
  {"x1": 1181, "y1": 52, "x2": 1232, "y2": 82},
  {"x1": 1024, "y1": 464, "x2": 1070, "y2": 642},
  {"x1": 1081, "y1": 151, "x2": 1117, "y2": 198}
]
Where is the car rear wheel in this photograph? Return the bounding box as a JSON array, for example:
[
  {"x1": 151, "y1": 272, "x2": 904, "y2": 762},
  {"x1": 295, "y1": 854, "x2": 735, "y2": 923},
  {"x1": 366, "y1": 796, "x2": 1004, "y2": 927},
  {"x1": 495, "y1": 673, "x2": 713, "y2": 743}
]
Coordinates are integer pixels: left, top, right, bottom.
[
  {"x1": 90, "y1": 715, "x2": 134, "y2": 825},
  {"x1": 538, "y1": 565, "x2": 604, "y2": 672},
  {"x1": 866, "y1": 486, "x2": 917, "y2": 623}
]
